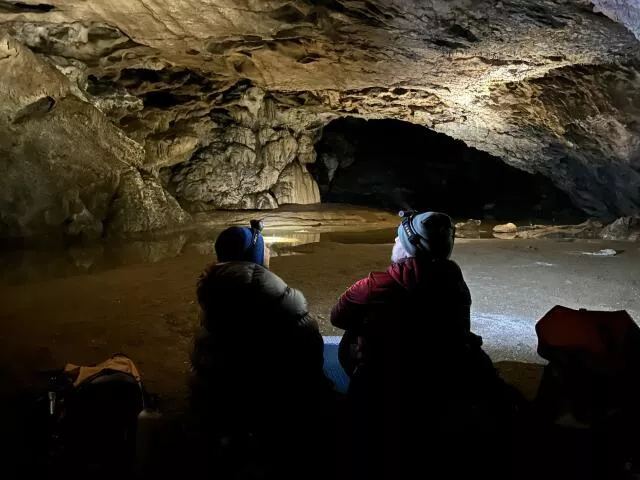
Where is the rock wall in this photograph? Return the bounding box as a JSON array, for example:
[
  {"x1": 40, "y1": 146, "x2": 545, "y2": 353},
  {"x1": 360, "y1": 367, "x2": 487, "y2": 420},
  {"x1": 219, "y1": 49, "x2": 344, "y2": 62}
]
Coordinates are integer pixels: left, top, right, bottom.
[
  {"x1": 592, "y1": 0, "x2": 640, "y2": 39},
  {"x1": 452, "y1": 64, "x2": 640, "y2": 218},
  {"x1": 0, "y1": 36, "x2": 189, "y2": 240},
  {"x1": 1, "y1": 1, "x2": 640, "y2": 239},
  {"x1": 272, "y1": 162, "x2": 321, "y2": 206},
  {"x1": 160, "y1": 85, "x2": 321, "y2": 210}
]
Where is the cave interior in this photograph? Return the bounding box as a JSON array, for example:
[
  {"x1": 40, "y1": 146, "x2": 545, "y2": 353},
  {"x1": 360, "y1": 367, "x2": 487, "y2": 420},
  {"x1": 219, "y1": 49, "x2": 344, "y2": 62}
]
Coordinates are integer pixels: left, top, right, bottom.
[{"x1": 311, "y1": 117, "x2": 585, "y2": 222}]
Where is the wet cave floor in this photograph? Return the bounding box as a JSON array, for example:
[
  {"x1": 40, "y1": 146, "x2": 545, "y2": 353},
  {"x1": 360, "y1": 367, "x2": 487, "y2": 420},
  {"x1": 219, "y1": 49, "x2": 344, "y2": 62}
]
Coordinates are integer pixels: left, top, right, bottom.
[
  {"x1": 1, "y1": 206, "x2": 639, "y2": 414},
  {"x1": 1, "y1": 206, "x2": 639, "y2": 478}
]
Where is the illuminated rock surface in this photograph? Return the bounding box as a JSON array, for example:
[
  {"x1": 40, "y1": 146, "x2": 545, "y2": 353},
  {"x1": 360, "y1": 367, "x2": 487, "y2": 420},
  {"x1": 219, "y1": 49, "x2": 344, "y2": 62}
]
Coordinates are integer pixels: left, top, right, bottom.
[{"x1": 1, "y1": 1, "x2": 640, "y2": 238}]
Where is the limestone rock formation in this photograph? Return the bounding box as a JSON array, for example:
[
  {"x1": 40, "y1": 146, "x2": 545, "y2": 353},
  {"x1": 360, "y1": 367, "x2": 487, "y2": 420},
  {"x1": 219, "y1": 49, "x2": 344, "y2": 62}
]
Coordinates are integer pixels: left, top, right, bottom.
[
  {"x1": 514, "y1": 219, "x2": 605, "y2": 240},
  {"x1": 0, "y1": 36, "x2": 189, "y2": 240},
  {"x1": 592, "y1": 0, "x2": 640, "y2": 38},
  {"x1": 1, "y1": 0, "x2": 640, "y2": 238},
  {"x1": 600, "y1": 216, "x2": 640, "y2": 241},
  {"x1": 272, "y1": 162, "x2": 320, "y2": 205},
  {"x1": 162, "y1": 90, "x2": 322, "y2": 210},
  {"x1": 106, "y1": 169, "x2": 191, "y2": 236}
]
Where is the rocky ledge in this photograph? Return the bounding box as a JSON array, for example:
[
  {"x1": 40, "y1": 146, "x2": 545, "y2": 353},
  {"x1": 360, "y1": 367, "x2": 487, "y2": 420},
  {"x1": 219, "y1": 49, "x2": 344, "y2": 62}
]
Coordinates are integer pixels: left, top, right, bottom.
[{"x1": 457, "y1": 216, "x2": 640, "y2": 241}]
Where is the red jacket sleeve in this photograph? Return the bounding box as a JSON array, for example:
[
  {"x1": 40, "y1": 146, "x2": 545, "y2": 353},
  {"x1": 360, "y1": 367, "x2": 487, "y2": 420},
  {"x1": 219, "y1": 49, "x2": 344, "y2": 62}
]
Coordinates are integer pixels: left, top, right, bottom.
[{"x1": 330, "y1": 275, "x2": 374, "y2": 330}]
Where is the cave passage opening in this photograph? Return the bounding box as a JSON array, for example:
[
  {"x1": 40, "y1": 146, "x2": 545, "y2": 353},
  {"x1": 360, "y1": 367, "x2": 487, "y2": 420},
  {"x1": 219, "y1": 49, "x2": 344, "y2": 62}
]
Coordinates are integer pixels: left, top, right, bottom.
[{"x1": 310, "y1": 117, "x2": 585, "y2": 222}]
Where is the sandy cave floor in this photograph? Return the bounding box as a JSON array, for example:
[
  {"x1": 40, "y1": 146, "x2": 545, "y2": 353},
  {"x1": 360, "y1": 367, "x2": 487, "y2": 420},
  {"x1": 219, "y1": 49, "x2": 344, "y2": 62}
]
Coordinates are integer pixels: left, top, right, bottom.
[{"x1": 1, "y1": 226, "x2": 639, "y2": 413}]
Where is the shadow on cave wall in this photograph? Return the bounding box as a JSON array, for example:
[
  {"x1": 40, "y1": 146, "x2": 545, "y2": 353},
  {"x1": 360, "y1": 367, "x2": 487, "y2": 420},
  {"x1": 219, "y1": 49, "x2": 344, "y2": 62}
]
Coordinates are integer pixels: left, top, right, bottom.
[{"x1": 310, "y1": 118, "x2": 585, "y2": 222}]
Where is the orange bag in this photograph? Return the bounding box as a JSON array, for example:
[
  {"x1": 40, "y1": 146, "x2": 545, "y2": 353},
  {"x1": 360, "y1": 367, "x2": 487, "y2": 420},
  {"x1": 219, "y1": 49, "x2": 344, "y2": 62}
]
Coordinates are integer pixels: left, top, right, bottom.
[{"x1": 536, "y1": 305, "x2": 640, "y2": 372}]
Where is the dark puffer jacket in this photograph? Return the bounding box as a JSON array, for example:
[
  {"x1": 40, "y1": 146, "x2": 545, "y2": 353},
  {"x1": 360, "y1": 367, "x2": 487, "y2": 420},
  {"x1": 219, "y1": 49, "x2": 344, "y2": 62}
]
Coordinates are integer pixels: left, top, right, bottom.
[{"x1": 191, "y1": 261, "x2": 328, "y2": 433}]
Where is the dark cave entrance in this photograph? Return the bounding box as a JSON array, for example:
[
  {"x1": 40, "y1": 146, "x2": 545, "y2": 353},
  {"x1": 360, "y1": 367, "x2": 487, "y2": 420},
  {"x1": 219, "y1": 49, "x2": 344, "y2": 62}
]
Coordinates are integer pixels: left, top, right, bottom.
[{"x1": 309, "y1": 117, "x2": 584, "y2": 222}]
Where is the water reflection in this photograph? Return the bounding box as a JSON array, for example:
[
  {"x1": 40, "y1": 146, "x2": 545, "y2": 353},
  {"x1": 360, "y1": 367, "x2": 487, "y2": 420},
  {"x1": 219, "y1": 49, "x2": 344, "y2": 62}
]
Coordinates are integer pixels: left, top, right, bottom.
[
  {"x1": 0, "y1": 229, "x2": 327, "y2": 286},
  {"x1": 0, "y1": 223, "x2": 517, "y2": 286},
  {"x1": 264, "y1": 232, "x2": 321, "y2": 246},
  {"x1": 115, "y1": 235, "x2": 190, "y2": 265},
  {"x1": 0, "y1": 234, "x2": 192, "y2": 286}
]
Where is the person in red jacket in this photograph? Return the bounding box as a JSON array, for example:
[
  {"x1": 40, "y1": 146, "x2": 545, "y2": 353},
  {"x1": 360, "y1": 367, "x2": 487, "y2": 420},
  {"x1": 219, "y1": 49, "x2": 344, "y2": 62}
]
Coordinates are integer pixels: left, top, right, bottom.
[
  {"x1": 332, "y1": 211, "x2": 511, "y2": 479},
  {"x1": 333, "y1": 210, "x2": 474, "y2": 377}
]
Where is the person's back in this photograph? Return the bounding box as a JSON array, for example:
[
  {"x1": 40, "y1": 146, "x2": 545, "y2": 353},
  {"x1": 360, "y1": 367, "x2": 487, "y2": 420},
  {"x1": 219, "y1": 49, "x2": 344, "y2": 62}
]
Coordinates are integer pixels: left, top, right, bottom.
[
  {"x1": 332, "y1": 211, "x2": 515, "y2": 479},
  {"x1": 189, "y1": 221, "x2": 332, "y2": 478},
  {"x1": 192, "y1": 260, "x2": 327, "y2": 425},
  {"x1": 333, "y1": 212, "x2": 473, "y2": 378},
  {"x1": 345, "y1": 257, "x2": 470, "y2": 367}
]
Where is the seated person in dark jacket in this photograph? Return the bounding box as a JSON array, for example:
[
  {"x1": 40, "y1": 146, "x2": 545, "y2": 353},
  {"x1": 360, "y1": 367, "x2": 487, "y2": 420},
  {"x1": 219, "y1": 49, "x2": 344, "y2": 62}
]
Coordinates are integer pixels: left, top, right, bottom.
[
  {"x1": 190, "y1": 220, "x2": 332, "y2": 475},
  {"x1": 333, "y1": 211, "x2": 479, "y2": 377},
  {"x1": 332, "y1": 211, "x2": 513, "y2": 479}
]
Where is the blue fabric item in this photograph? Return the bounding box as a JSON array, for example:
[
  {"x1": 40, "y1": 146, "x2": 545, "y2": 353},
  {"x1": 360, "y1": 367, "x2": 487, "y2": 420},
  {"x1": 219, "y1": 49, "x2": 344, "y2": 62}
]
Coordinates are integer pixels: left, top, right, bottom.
[
  {"x1": 215, "y1": 226, "x2": 265, "y2": 266},
  {"x1": 323, "y1": 336, "x2": 350, "y2": 394},
  {"x1": 397, "y1": 211, "x2": 454, "y2": 259}
]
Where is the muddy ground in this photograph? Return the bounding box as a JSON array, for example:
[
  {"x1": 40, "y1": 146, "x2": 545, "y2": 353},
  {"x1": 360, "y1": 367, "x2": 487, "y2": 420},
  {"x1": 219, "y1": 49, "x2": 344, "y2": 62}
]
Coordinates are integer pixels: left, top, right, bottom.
[
  {"x1": 1, "y1": 220, "x2": 639, "y2": 478},
  {"x1": 1, "y1": 233, "x2": 638, "y2": 411}
]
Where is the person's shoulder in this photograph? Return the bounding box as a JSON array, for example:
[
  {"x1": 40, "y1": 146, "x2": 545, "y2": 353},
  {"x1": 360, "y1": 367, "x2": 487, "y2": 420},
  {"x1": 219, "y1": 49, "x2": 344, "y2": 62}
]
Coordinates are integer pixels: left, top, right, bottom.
[
  {"x1": 351, "y1": 267, "x2": 393, "y2": 294},
  {"x1": 352, "y1": 268, "x2": 397, "y2": 297},
  {"x1": 443, "y1": 258, "x2": 463, "y2": 273},
  {"x1": 419, "y1": 257, "x2": 461, "y2": 269},
  {"x1": 441, "y1": 259, "x2": 470, "y2": 299},
  {"x1": 198, "y1": 262, "x2": 292, "y2": 302},
  {"x1": 202, "y1": 260, "x2": 257, "y2": 278},
  {"x1": 199, "y1": 261, "x2": 277, "y2": 288},
  {"x1": 250, "y1": 263, "x2": 289, "y2": 292},
  {"x1": 437, "y1": 259, "x2": 466, "y2": 281},
  {"x1": 249, "y1": 266, "x2": 307, "y2": 315},
  {"x1": 413, "y1": 257, "x2": 465, "y2": 280},
  {"x1": 370, "y1": 268, "x2": 393, "y2": 283}
]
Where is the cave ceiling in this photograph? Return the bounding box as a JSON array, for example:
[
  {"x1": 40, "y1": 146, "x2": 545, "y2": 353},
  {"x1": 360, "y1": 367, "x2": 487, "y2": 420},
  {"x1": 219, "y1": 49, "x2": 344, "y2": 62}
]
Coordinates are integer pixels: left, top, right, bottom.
[{"x1": 1, "y1": 0, "x2": 640, "y2": 238}]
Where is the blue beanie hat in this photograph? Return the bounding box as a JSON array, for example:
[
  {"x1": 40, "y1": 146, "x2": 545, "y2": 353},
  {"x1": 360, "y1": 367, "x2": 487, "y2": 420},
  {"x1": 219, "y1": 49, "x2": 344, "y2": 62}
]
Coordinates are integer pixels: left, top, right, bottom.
[
  {"x1": 215, "y1": 226, "x2": 265, "y2": 266},
  {"x1": 397, "y1": 211, "x2": 455, "y2": 259}
]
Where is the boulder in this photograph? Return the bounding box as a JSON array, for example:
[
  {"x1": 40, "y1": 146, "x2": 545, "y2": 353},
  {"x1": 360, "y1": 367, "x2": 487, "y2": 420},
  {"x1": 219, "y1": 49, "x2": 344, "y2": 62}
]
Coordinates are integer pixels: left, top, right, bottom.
[
  {"x1": 493, "y1": 223, "x2": 518, "y2": 234},
  {"x1": 105, "y1": 170, "x2": 191, "y2": 237},
  {"x1": 600, "y1": 217, "x2": 640, "y2": 241},
  {"x1": 0, "y1": 37, "x2": 137, "y2": 240},
  {"x1": 456, "y1": 219, "x2": 483, "y2": 230}
]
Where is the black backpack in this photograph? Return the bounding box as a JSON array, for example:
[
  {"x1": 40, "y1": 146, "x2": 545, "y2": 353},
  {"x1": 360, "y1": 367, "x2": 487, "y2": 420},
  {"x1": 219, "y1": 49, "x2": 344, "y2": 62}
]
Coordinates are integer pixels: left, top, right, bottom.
[{"x1": 32, "y1": 354, "x2": 147, "y2": 479}]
